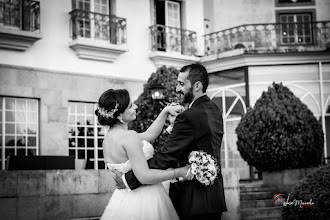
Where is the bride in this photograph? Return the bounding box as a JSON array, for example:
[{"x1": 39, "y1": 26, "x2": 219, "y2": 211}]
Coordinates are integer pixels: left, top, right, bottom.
[{"x1": 95, "y1": 89, "x2": 191, "y2": 220}]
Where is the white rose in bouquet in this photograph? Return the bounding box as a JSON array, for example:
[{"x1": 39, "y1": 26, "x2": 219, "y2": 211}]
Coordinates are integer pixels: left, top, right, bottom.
[{"x1": 187, "y1": 150, "x2": 219, "y2": 186}]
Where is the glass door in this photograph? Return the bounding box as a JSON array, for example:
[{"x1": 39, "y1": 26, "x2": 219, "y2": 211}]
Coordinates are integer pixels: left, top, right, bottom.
[{"x1": 165, "y1": 1, "x2": 181, "y2": 53}]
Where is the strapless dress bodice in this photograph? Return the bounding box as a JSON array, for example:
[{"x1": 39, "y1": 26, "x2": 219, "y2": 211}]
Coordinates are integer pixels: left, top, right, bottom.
[{"x1": 106, "y1": 140, "x2": 154, "y2": 173}]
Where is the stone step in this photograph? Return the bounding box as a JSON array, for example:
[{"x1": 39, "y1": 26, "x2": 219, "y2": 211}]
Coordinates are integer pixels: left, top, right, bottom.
[
  {"x1": 239, "y1": 180, "x2": 263, "y2": 186},
  {"x1": 240, "y1": 206, "x2": 282, "y2": 220},
  {"x1": 240, "y1": 199, "x2": 274, "y2": 209},
  {"x1": 240, "y1": 191, "x2": 275, "y2": 201},
  {"x1": 240, "y1": 185, "x2": 277, "y2": 193}
]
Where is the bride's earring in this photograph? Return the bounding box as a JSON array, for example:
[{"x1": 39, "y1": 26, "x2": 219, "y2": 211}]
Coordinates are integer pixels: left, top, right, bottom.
[{"x1": 117, "y1": 116, "x2": 124, "y2": 124}]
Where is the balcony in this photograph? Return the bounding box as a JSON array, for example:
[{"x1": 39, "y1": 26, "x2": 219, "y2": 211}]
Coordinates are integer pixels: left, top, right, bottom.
[
  {"x1": 149, "y1": 24, "x2": 200, "y2": 68},
  {"x1": 0, "y1": 0, "x2": 42, "y2": 51},
  {"x1": 204, "y1": 21, "x2": 330, "y2": 59},
  {"x1": 69, "y1": 9, "x2": 128, "y2": 62}
]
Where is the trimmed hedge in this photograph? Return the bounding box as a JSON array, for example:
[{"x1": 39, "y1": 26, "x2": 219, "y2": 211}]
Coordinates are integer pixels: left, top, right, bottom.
[
  {"x1": 282, "y1": 164, "x2": 330, "y2": 220},
  {"x1": 235, "y1": 82, "x2": 324, "y2": 171},
  {"x1": 129, "y1": 66, "x2": 180, "y2": 149}
]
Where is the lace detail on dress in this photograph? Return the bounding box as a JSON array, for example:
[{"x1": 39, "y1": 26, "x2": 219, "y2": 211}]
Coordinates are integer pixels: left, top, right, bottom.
[{"x1": 106, "y1": 140, "x2": 154, "y2": 173}]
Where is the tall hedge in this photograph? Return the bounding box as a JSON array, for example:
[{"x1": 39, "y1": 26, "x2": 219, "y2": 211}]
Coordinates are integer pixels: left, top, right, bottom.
[
  {"x1": 129, "y1": 66, "x2": 180, "y2": 149},
  {"x1": 235, "y1": 82, "x2": 324, "y2": 171},
  {"x1": 282, "y1": 164, "x2": 330, "y2": 220}
]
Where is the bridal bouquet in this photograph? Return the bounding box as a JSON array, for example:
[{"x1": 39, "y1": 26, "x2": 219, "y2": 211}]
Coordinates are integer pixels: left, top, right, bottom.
[{"x1": 188, "y1": 150, "x2": 219, "y2": 186}]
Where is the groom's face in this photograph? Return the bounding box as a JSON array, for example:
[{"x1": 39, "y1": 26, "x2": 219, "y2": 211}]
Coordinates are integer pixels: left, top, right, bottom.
[{"x1": 176, "y1": 71, "x2": 194, "y2": 104}]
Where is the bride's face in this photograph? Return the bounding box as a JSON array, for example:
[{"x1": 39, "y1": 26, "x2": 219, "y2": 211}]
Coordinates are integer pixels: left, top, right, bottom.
[{"x1": 120, "y1": 101, "x2": 137, "y2": 123}]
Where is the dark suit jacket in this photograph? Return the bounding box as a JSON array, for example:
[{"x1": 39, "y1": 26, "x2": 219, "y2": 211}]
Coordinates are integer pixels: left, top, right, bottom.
[{"x1": 125, "y1": 95, "x2": 227, "y2": 217}]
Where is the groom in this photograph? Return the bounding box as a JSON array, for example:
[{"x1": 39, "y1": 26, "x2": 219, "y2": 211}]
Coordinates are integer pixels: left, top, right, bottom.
[{"x1": 118, "y1": 63, "x2": 227, "y2": 220}]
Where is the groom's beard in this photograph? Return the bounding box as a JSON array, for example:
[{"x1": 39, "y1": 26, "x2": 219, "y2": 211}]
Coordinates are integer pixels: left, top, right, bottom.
[{"x1": 182, "y1": 87, "x2": 194, "y2": 104}]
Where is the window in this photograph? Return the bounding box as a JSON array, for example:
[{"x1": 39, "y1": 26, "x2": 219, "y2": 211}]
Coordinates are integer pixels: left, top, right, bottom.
[
  {"x1": 280, "y1": 13, "x2": 313, "y2": 45},
  {"x1": 0, "y1": 0, "x2": 40, "y2": 31},
  {"x1": 0, "y1": 97, "x2": 39, "y2": 170},
  {"x1": 71, "y1": 0, "x2": 124, "y2": 44},
  {"x1": 165, "y1": 1, "x2": 181, "y2": 29},
  {"x1": 68, "y1": 101, "x2": 105, "y2": 170},
  {"x1": 76, "y1": 0, "x2": 110, "y2": 40}
]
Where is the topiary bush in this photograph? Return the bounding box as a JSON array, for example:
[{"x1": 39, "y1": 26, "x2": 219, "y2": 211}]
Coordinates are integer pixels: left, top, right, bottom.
[
  {"x1": 282, "y1": 164, "x2": 330, "y2": 220},
  {"x1": 235, "y1": 82, "x2": 324, "y2": 171},
  {"x1": 129, "y1": 66, "x2": 180, "y2": 150}
]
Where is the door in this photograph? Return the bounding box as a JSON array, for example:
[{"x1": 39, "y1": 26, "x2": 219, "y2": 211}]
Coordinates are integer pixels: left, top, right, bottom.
[
  {"x1": 154, "y1": 0, "x2": 182, "y2": 53},
  {"x1": 76, "y1": 0, "x2": 111, "y2": 41},
  {"x1": 209, "y1": 87, "x2": 250, "y2": 180},
  {"x1": 165, "y1": 1, "x2": 181, "y2": 53},
  {"x1": 92, "y1": 0, "x2": 110, "y2": 41}
]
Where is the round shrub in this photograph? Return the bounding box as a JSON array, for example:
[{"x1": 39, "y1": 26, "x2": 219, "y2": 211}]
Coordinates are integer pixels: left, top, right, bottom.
[
  {"x1": 235, "y1": 82, "x2": 324, "y2": 171},
  {"x1": 129, "y1": 66, "x2": 180, "y2": 149},
  {"x1": 282, "y1": 164, "x2": 330, "y2": 220}
]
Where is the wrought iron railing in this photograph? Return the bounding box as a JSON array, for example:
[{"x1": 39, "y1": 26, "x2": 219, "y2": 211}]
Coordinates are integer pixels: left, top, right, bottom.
[
  {"x1": 0, "y1": 0, "x2": 40, "y2": 31},
  {"x1": 204, "y1": 21, "x2": 330, "y2": 55},
  {"x1": 150, "y1": 24, "x2": 197, "y2": 56},
  {"x1": 69, "y1": 9, "x2": 126, "y2": 45}
]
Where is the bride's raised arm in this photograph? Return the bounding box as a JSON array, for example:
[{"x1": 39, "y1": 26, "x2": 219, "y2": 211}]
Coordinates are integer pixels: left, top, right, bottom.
[{"x1": 138, "y1": 104, "x2": 183, "y2": 143}]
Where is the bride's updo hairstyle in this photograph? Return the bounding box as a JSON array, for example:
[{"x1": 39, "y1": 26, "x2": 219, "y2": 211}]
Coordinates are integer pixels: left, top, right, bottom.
[{"x1": 95, "y1": 89, "x2": 130, "y2": 127}]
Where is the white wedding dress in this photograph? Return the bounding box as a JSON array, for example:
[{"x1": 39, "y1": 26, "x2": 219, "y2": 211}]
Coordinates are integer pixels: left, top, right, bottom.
[{"x1": 100, "y1": 140, "x2": 179, "y2": 220}]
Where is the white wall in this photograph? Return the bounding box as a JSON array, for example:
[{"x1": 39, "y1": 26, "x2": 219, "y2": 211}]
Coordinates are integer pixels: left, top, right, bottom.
[
  {"x1": 315, "y1": 0, "x2": 330, "y2": 20},
  {"x1": 185, "y1": 0, "x2": 205, "y2": 55},
  {"x1": 248, "y1": 64, "x2": 326, "y2": 116},
  {"x1": 207, "y1": 0, "x2": 330, "y2": 32},
  {"x1": 212, "y1": 0, "x2": 274, "y2": 31},
  {"x1": 0, "y1": 0, "x2": 205, "y2": 81}
]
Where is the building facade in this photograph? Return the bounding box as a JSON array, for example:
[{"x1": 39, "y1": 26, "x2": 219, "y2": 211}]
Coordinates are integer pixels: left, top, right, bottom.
[
  {"x1": 0, "y1": 0, "x2": 203, "y2": 170},
  {"x1": 203, "y1": 0, "x2": 330, "y2": 179}
]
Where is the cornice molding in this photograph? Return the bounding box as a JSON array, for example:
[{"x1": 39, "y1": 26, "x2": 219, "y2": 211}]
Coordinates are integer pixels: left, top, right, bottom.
[
  {"x1": 69, "y1": 38, "x2": 128, "y2": 62},
  {"x1": 149, "y1": 51, "x2": 200, "y2": 68},
  {"x1": 0, "y1": 27, "x2": 42, "y2": 51},
  {"x1": 201, "y1": 51, "x2": 330, "y2": 73}
]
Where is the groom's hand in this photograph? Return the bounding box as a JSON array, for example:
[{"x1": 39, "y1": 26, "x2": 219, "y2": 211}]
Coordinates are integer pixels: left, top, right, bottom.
[{"x1": 111, "y1": 169, "x2": 126, "y2": 189}]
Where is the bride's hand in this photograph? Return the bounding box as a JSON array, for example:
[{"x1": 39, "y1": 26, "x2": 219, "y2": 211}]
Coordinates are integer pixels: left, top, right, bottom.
[
  {"x1": 176, "y1": 165, "x2": 193, "y2": 181},
  {"x1": 164, "y1": 104, "x2": 184, "y2": 127},
  {"x1": 164, "y1": 103, "x2": 184, "y2": 119}
]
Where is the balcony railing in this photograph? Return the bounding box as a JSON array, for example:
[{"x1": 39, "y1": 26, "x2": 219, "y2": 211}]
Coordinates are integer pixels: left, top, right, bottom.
[
  {"x1": 150, "y1": 24, "x2": 197, "y2": 56},
  {"x1": 69, "y1": 9, "x2": 126, "y2": 45},
  {"x1": 0, "y1": 0, "x2": 40, "y2": 32},
  {"x1": 204, "y1": 21, "x2": 330, "y2": 56}
]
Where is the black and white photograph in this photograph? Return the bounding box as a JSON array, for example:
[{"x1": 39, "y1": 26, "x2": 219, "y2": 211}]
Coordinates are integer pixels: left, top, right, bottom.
[{"x1": 0, "y1": 0, "x2": 329, "y2": 219}]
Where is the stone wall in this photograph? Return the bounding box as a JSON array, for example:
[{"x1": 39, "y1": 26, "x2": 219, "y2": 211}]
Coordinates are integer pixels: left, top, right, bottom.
[
  {"x1": 0, "y1": 170, "x2": 114, "y2": 220},
  {"x1": 0, "y1": 169, "x2": 240, "y2": 220},
  {"x1": 263, "y1": 168, "x2": 316, "y2": 194},
  {"x1": 0, "y1": 64, "x2": 145, "y2": 156},
  {"x1": 222, "y1": 168, "x2": 240, "y2": 220}
]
